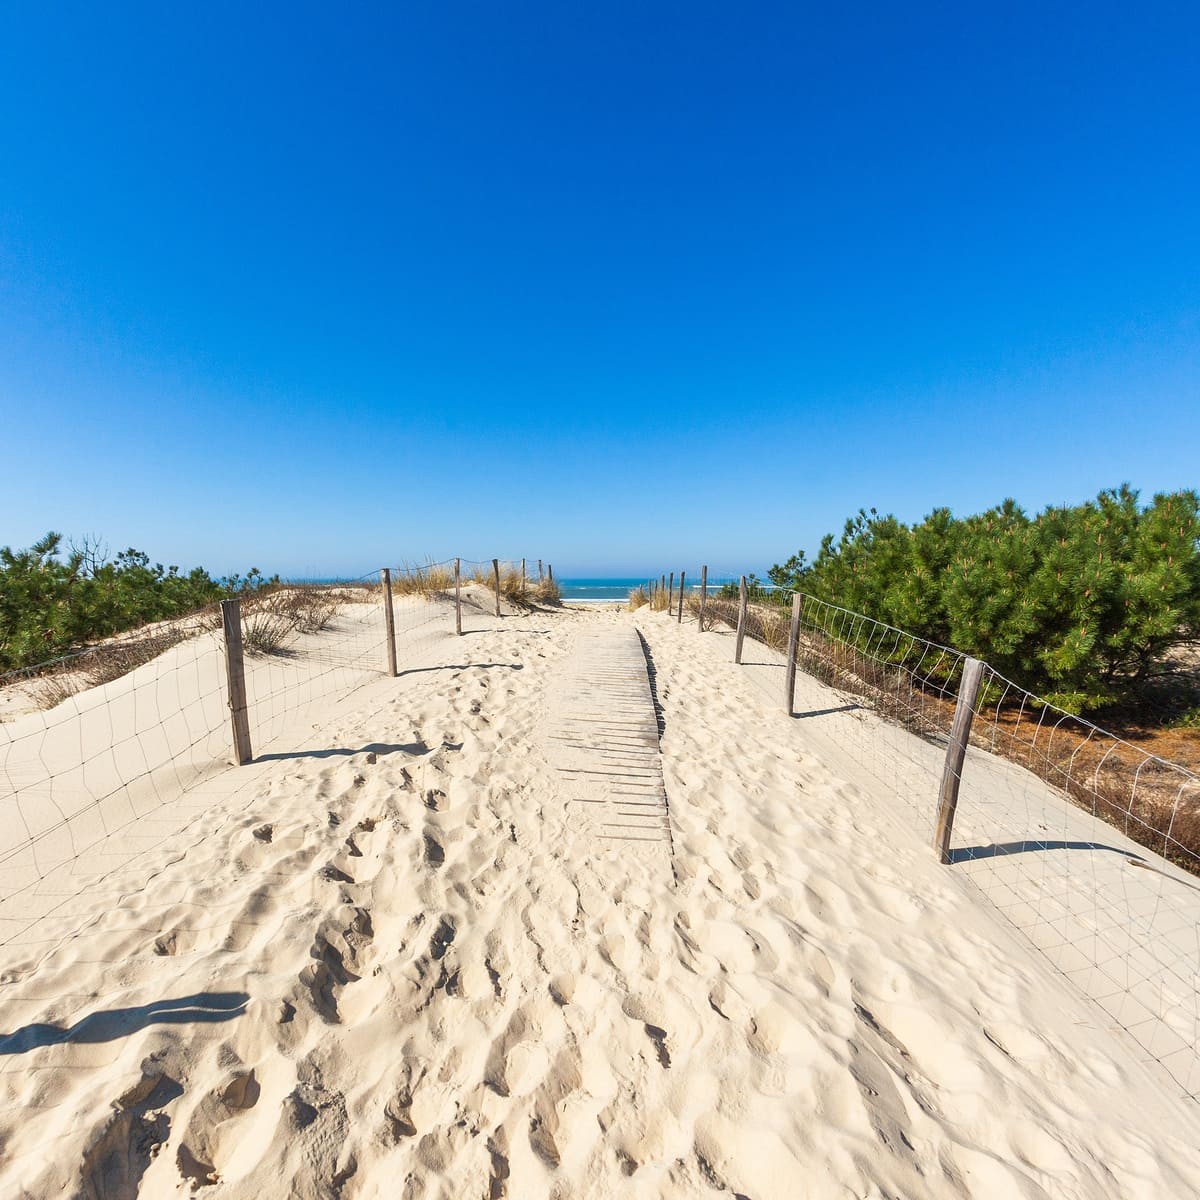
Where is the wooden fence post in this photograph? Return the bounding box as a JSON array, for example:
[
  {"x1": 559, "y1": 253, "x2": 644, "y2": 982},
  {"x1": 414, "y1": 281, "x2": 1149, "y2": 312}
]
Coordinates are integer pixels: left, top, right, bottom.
[
  {"x1": 784, "y1": 593, "x2": 803, "y2": 714},
  {"x1": 677, "y1": 571, "x2": 685, "y2": 622},
  {"x1": 734, "y1": 575, "x2": 749, "y2": 664},
  {"x1": 220, "y1": 598, "x2": 253, "y2": 765},
  {"x1": 455, "y1": 557, "x2": 462, "y2": 636},
  {"x1": 548, "y1": 563, "x2": 554, "y2": 583},
  {"x1": 493, "y1": 558, "x2": 502, "y2": 617},
  {"x1": 381, "y1": 568, "x2": 398, "y2": 677},
  {"x1": 697, "y1": 565, "x2": 708, "y2": 631},
  {"x1": 538, "y1": 559, "x2": 543, "y2": 581},
  {"x1": 668, "y1": 571, "x2": 674, "y2": 611},
  {"x1": 934, "y1": 657, "x2": 985, "y2": 864},
  {"x1": 522, "y1": 557, "x2": 526, "y2": 596}
]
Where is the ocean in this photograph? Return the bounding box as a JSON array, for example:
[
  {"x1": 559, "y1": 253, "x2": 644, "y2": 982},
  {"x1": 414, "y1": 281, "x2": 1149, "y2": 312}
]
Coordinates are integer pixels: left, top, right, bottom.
[{"x1": 555, "y1": 576, "x2": 740, "y2": 603}]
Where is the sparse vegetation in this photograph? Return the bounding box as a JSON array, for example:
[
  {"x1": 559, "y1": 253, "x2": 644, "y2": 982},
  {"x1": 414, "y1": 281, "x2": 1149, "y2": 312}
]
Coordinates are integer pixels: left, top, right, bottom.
[
  {"x1": 239, "y1": 587, "x2": 352, "y2": 656},
  {"x1": 462, "y1": 562, "x2": 560, "y2": 607},
  {"x1": 391, "y1": 562, "x2": 455, "y2": 598},
  {"x1": 34, "y1": 629, "x2": 195, "y2": 708},
  {"x1": 627, "y1": 585, "x2": 649, "y2": 611},
  {"x1": 531, "y1": 575, "x2": 560, "y2": 605}
]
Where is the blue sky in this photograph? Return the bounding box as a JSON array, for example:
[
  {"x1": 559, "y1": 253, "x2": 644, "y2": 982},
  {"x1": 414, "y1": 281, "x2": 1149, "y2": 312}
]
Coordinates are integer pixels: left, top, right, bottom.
[{"x1": 1, "y1": 3, "x2": 1197, "y2": 578}]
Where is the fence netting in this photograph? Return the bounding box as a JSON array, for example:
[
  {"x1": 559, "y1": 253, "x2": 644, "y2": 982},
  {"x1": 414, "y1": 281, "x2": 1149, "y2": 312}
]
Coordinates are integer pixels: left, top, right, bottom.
[
  {"x1": 696, "y1": 581, "x2": 1200, "y2": 1098},
  {"x1": 0, "y1": 602, "x2": 232, "y2": 917},
  {"x1": 0, "y1": 558, "x2": 556, "y2": 944}
]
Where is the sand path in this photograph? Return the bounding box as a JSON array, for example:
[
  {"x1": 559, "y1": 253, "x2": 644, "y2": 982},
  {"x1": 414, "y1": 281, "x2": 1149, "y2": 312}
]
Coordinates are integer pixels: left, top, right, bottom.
[{"x1": 0, "y1": 603, "x2": 1198, "y2": 1198}]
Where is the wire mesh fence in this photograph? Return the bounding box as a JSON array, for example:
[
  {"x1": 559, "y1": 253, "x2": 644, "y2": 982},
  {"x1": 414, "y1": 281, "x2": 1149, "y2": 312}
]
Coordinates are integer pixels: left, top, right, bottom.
[
  {"x1": 0, "y1": 556, "x2": 555, "y2": 942},
  {"x1": 0, "y1": 602, "x2": 232, "y2": 908},
  {"x1": 689, "y1": 578, "x2": 1200, "y2": 1098}
]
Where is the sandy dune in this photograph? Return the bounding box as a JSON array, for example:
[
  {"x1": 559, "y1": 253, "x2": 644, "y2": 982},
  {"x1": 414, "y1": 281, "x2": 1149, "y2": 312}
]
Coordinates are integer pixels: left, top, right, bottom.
[{"x1": 1, "y1": 599, "x2": 1199, "y2": 1198}]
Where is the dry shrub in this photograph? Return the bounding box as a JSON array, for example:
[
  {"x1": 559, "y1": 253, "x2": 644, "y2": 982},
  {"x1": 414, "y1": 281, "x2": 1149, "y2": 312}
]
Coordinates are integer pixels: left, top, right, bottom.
[
  {"x1": 264, "y1": 586, "x2": 349, "y2": 634},
  {"x1": 683, "y1": 593, "x2": 717, "y2": 631},
  {"x1": 241, "y1": 592, "x2": 301, "y2": 655},
  {"x1": 627, "y1": 585, "x2": 649, "y2": 611},
  {"x1": 650, "y1": 586, "x2": 670, "y2": 612}
]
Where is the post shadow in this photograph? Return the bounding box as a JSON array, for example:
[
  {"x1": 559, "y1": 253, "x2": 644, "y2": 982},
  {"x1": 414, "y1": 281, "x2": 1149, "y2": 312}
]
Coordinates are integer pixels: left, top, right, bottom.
[
  {"x1": 254, "y1": 739, "x2": 429, "y2": 763},
  {"x1": 791, "y1": 704, "x2": 862, "y2": 719},
  {"x1": 948, "y1": 840, "x2": 1146, "y2": 864},
  {"x1": 0, "y1": 991, "x2": 250, "y2": 1055}
]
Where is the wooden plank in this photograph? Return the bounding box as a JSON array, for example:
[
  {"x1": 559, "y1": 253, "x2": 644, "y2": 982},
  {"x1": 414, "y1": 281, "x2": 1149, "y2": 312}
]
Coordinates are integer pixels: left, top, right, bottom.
[
  {"x1": 784, "y1": 593, "x2": 803, "y2": 714},
  {"x1": 698, "y1": 564, "x2": 708, "y2": 631},
  {"x1": 493, "y1": 557, "x2": 502, "y2": 617},
  {"x1": 734, "y1": 575, "x2": 748, "y2": 664},
  {"x1": 677, "y1": 570, "x2": 685, "y2": 623},
  {"x1": 934, "y1": 657, "x2": 985, "y2": 864},
  {"x1": 381, "y1": 567, "x2": 398, "y2": 677},
  {"x1": 220, "y1": 599, "x2": 253, "y2": 765},
  {"x1": 455, "y1": 557, "x2": 462, "y2": 636}
]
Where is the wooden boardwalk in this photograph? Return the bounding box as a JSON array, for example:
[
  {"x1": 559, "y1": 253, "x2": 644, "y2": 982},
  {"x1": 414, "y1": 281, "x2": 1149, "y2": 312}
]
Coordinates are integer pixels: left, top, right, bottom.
[{"x1": 542, "y1": 625, "x2": 673, "y2": 874}]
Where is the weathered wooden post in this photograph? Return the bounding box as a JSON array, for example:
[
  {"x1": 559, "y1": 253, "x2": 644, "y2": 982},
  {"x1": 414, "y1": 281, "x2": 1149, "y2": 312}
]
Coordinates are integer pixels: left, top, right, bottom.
[
  {"x1": 492, "y1": 558, "x2": 502, "y2": 617},
  {"x1": 668, "y1": 571, "x2": 674, "y2": 610},
  {"x1": 660, "y1": 574, "x2": 666, "y2": 606},
  {"x1": 220, "y1": 598, "x2": 253, "y2": 765},
  {"x1": 454, "y1": 557, "x2": 462, "y2": 636},
  {"x1": 538, "y1": 559, "x2": 544, "y2": 581},
  {"x1": 784, "y1": 593, "x2": 803, "y2": 714},
  {"x1": 521, "y1": 557, "x2": 526, "y2": 596},
  {"x1": 548, "y1": 563, "x2": 554, "y2": 583},
  {"x1": 697, "y1": 565, "x2": 708, "y2": 631},
  {"x1": 381, "y1": 568, "x2": 398, "y2": 677},
  {"x1": 934, "y1": 657, "x2": 985, "y2": 864},
  {"x1": 734, "y1": 575, "x2": 749, "y2": 664},
  {"x1": 677, "y1": 571, "x2": 685, "y2": 622}
]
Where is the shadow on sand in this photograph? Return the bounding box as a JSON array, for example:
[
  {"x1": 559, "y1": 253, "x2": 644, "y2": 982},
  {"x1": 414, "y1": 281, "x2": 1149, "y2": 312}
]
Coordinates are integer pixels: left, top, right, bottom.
[{"x1": 0, "y1": 992, "x2": 250, "y2": 1055}]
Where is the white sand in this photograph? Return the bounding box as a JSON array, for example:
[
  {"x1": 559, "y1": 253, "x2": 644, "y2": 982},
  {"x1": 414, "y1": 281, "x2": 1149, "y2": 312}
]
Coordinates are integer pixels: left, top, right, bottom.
[{"x1": 1, "y1": 598, "x2": 1199, "y2": 1198}]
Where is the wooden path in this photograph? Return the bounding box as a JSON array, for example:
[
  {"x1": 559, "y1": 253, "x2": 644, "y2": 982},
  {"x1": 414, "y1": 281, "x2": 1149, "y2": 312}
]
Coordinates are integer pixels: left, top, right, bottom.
[{"x1": 542, "y1": 625, "x2": 673, "y2": 874}]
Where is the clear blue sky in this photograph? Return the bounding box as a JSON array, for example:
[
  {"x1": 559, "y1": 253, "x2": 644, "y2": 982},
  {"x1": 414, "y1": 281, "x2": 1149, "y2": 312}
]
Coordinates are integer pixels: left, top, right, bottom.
[{"x1": 1, "y1": 3, "x2": 1197, "y2": 578}]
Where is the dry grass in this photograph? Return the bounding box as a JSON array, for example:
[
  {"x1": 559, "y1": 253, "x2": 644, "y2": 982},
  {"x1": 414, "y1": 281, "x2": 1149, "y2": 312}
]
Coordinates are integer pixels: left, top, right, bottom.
[
  {"x1": 462, "y1": 563, "x2": 559, "y2": 607},
  {"x1": 531, "y1": 576, "x2": 560, "y2": 605},
  {"x1": 703, "y1": 596, "x2": 791, "y2": 649},
  {"x1": 391, "y1": 563, "x2": 455, "y2": 598},
  {"x1": 650, "y1": 585, "x2": 671, "y2": 612},
  {"x1": 35, "y1": 630, "x2": 192, "y2": 709},
  {"x1": 627, "y1": 585, "x2": 649, "y2": 611}
]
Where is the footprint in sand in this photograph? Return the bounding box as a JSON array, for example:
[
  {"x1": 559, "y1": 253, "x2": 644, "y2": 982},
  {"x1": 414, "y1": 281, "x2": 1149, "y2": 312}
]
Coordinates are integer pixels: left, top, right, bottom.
[
  {"x1": 80, "y1": 1067, "x2": 181, "y2": 1199},
  {"x1": 298, "y1": 907, "x2": 374, "y2": 1023},
  {"x1": 423, "y1": 829, "x2": 446, "y2": 868},
  {"x1": 175, "y1": 1068, "x2": 263, "y2": 1187}
]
